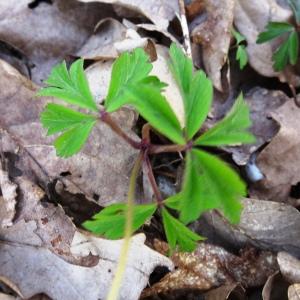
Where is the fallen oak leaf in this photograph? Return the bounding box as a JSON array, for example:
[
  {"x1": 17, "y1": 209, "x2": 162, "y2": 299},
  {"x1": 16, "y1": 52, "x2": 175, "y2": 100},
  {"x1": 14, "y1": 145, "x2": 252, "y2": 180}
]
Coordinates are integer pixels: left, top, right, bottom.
[
  {"x1": 192, "y1": 0, "x2": 235, "y2": 91},
  {"x1": 0, "y1": 176, "x2": 173, "y2": 300},
  {"x1": 252, "y1": 100, "x2": 300, "y2": 202},
  {"x1": 142, "y1": 242, "x2": 277, "y2": 297},
  {"x1": 0, "y1": 161, "x2": 17, "y2": 228},
  {"x1": 77, "y1": 0, "x2": 179, "y2": 31}
]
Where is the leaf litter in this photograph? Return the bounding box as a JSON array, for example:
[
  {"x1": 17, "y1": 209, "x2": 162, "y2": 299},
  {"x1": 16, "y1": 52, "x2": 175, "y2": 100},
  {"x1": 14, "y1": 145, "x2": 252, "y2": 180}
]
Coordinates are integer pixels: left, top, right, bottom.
[{"x1": 1, "y1": 0, "x2": 300, "y2": 299}]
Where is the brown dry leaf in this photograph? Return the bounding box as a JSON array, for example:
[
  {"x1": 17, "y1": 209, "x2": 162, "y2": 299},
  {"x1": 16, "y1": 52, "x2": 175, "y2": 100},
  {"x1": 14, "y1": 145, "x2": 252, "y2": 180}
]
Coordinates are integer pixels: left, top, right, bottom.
[
  {"x1": 204, "y1": 283, "x2": 245, "y2": 300},
  {"x1": 278, "y1": 252, "x2": 300, "y2": 284},
  {"x1": 76, "y1": 18, "x2": 128, "y2": 60},
  {"x1": 289, "y1": 284, "x2": 300, "y2": 300},
  {"x1": 76, "y1": 18, "x2": 149, "y2": 60},
  {"x1": 234, "y1": 0, "x2": 299, "y2": 85},
  {"x1": 0, "y1": 58, "x2": 139, "y2": 206},
  {"x1": 0, "y1": 0, "x2": 113, "y2": 83},
  {"x1": 78, "y1": 0, "x2": 179, "y2": 31},
  {"x1": 0, "y1": 176, "x2": 173, "y2": 300},
  {"x1": 0, "y1": 162, "x2": 17, "y2": 228},
  {"x1": 142, "y1": 242, "x2": 277, "y2": 297},
  {"x1": 262, "y1": 271, "x2": 290, "y2": 300},
  {"x1": 252, "y1": 100, "x2": 300, "y2": 202},
  {"x1": 192, "y1": 0, "x2": 234, "y2": 91},
  {"x1": 204, "y1": 198, "x2": 300, "y2": 256}
]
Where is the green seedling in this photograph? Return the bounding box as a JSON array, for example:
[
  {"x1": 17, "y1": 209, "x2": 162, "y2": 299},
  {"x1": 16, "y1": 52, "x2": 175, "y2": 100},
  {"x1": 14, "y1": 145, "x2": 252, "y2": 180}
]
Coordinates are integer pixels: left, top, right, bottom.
[
  {"x1": 256, "y1": 0, "x2": 300, "y2": 71},
  {"x1": 38, "y1": 43, "x2": 255, "y2": 253},
  {"x1": 232, "y1": 28, "x2": 248, "y2": 70}
]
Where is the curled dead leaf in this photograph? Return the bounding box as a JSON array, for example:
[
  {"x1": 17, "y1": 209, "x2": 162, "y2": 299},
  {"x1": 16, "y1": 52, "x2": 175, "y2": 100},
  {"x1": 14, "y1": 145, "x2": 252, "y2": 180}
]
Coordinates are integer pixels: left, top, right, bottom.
[{"x1": 192, "y1": 0, "x2": 234, "y2": 91}]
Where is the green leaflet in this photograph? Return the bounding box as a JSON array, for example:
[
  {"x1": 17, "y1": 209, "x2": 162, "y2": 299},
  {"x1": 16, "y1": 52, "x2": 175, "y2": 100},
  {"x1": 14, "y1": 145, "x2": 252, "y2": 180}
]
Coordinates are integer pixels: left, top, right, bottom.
[
  {"x1": 123, "y1": 84, "x2": 185, "y2": 145},
  {"x1": 236, "y1": 45, "x2": 248, "y2": 70},
  {"x1": 272, "y1": 31, "x2": 299, "y2": 71},
  {"x1": 54, "y1": 120, "x2": 96, "y2": 157},
  {"x1": 38, "y1": 60, "x2": 97, "y2": 112},
  {"x1": 41, "y1": 103, "x2": 96, "y2": 135},
  {"x1": 41, "y1": 103, "x2": 97, "y2": 157},
  {"x1": 232, "y1": 29, "x2": 248, "y2": 70},
  {"x1": 195, "y1": 94, "x2": 255, "y2": 147},
  {"x1": 232, "y1": 28, "x2": 246, "y2": 44},
  {"x1": 169, "y1": 43, "x2": 213, "y2": 140},
  {"x1": 256, "y1": 22, "x2": 294, "y2": 43},
  {"x1": 105, "y1": 48, "x2": 153, "y2": 112},
  {"x1": 83, "y1": 203, "x2": 157, "y2": 239},
  {"x1": 178, "y1": 149, "x2": 245, "y2": 224},
  {"x1": 161, "y1": 207, "x2": 204, "y2": 252},
  {"x1": 288, "y1": 31, "x2": 299, "y2": 65}
]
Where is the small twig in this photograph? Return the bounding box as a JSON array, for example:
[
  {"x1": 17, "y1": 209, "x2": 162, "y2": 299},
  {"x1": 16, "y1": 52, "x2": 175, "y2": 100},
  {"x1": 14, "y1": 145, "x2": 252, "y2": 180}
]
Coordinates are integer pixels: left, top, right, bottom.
[
  {"x1": 178, "y1": 0, "x2": 192, "y2": 59},
  {"x1": 289, "y1": 83, "x2": 300, "y2": 108},
  {"x1": 149, "y1": 144, "x2": 187, "y2": 154},
  {"x1": 144, "y1": 154, "x2": 163, "y2": 206},
  {"x1": 100, "y1": 110, "x2": 141, "y2": 149}
]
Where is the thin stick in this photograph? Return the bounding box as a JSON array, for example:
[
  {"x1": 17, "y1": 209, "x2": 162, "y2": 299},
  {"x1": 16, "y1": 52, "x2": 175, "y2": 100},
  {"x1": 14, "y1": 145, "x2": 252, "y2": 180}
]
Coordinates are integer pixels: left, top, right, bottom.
[
  {"x1": 100, "y1": 110, "x2": 141, "y2": 149},
  {"x1": 145, "y1": 154, "x2": 163, "y2": 205},
  {"x1": 149, "y1": 143, "x2": 187, "y2": 154},
  {"x1": 178, "y1": 0, "x2": 192, "y2": 59},
  {"x1": 106, "y1": 152, "x2": 143, "y2": 300}
]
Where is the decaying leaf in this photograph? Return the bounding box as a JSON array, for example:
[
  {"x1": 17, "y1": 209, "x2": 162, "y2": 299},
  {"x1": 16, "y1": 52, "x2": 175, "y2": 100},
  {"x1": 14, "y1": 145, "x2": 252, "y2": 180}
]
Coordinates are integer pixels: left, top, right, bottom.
[
  {"x1": 142, "y1": 242, "x2": 277, "y2": 297},
  {"x1": 78, "y1": 0, "x2": 179, "y2": 31},
  {"x1": 0, "y1": 176, "x2": 173, "y2": 300},
  {"x1": 262, "y1": 271, "x2": 290, "y2": 300},
  {"x1": 0, "y1": 0, "x2": 114, "y2": 83},
  {"x1": 192, "y1": 0, "x2": 235, "y2": 91},
  {"x1": 289, "y1": 284, "x2": 300, "y2": 300},
  {"x1": 252, "y1": 100, "x2": 300, "y2": 202},
  {"x1": 204, "y1": 198, "x2": 300, "y2": 256},
  {"x1": 0, "y1": 162, "x2": 17, "y2": 228},
  {"x1": 278, "y1": 252, "x2": 300, "y2": 284},
  {"x1": 77, "y1": 18, "x2": 149, "y2": 60},
  {"x1": 0, "y1": 58, "x2": 139, "y2": 206},
  {"x1": 204, "y1": 283, "x2": 245, "y2": 300},
  {"x1": 234, "y1": 0, "x2": 300, "y2": 85}
]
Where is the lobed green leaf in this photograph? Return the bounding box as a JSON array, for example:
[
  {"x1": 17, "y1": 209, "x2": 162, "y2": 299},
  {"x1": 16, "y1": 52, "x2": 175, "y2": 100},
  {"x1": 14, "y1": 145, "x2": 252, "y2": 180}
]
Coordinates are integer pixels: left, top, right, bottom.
[
  {"x1": 161, "y1": 207, "x2": 204, "y2": 252},
  {"x1": 256, "y1": 22, "x2": 294, "y2": 44},
  {"x1": 54, "y1": 120, "x2": 96, "y2": 158},
  {"x1": 105, "y1": 48, "x2": 153, "y2": 112},
  {"x1": 41, "y1": 103, "x2": 96, "y2": 135},
  {"x1": 38, "y1": 60, "x2": 97, "y2": 112},
  {"x1": 178, "y1": 149, "x2": 246, "y2": 224},
  {"x1": 40, "y1": 103, "x2": 97, "y2": 157},
  {"x1": 195, "y1": 94, "x2": 255, "y2": 147},
  {"x1": 169, "y1": 43, "x2": 213, "y2": 140},
  {"x1": 123, "y1": 84, "x2": 185, "y2": 145},
  {"x1": 83, "y1": 203, "x2": 157, "y2": 239},
  {"x1": 232, "y1": 28, "x2": 246, "y2": 45},
  {"x1": 288, "y1": 30, "x2": 299, "y2": 65}
]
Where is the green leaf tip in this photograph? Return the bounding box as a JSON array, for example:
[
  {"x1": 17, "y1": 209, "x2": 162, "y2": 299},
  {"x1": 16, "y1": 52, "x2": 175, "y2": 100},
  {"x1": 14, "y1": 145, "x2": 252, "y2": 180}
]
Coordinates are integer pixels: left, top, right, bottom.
[
  {"x1": 83, "y1": 203, "x2": 157, "y2": 239},
  {"x1": 38, "y1": 59, "x2": 97, "y2": 112},
  {"x1": 195, "y1": 94, "x2": 255, "y2": 147},
  {"x1": 105, "y1": 47, "x2": 153, "y2": 112},
  {"x1": 256, "y1": 22, "x2": 294, "y2": 44},
  {"x1": 162, "y1": 207, "x2": 204, "y2": 252},
  {"x1": 169, "y1": 43, "x2": 213, "y2": 140}
]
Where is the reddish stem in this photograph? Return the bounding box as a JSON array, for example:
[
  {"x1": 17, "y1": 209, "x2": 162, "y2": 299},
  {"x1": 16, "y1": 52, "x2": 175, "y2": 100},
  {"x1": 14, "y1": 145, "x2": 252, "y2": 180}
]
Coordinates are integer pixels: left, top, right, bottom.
[
  {"x1": 144, "y1": 154, "x2": 163, "y2": 206},
  {"x1": 100, "y1": 110, "x2": 141, "y2": 149}
]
